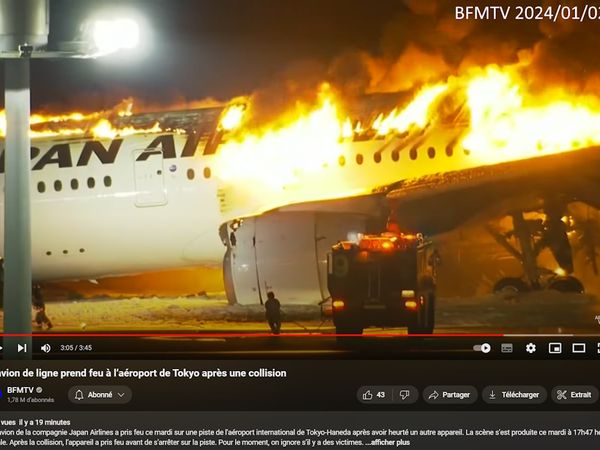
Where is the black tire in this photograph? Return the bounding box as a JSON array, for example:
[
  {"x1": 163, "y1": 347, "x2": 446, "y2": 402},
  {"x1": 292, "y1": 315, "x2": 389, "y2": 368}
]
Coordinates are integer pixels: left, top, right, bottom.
[
  {"x1": 335, "y1": 325, "x2": 363, "y2": 335},
  {"x1": 548, "y1": 276, "x2": 584, "y2": 293},
  {"x1": 407, "y1": 293, "x2": 435, "y2": 334},
  {"x1": 335, "y1": 322, "x2": 363, "y2": 347},
  {"x1": 493, "y1": 277, "x2": 530, "y2": 295},
  {"x1": 334, "y1": 315, "x2": 363, "y2": 336}
]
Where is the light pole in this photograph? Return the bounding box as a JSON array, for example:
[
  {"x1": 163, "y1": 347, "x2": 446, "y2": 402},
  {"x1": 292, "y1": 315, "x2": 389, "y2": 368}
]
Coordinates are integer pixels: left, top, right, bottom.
[
  {"x1": 1, "y1": 0, "x2": 48, "y2": 360},
  {"x1": 0, "y1": 0, "x2": 140, "y2": 359}
]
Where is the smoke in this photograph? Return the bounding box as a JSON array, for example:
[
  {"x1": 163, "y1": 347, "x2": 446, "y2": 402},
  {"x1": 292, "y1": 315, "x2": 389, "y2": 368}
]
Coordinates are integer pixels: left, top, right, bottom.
[
  {"x1": 27, "y1": 0, "x2": 600, "y2": 124},
  {"x1": 241, "y1": 59, "x2": 330, "y2": 128},
  {"x1": 325, "y1": 0, "x2": 600, "y2": 102},
  {"x1": 240, "y1": 0, "x2": 565, "y2": 128}
]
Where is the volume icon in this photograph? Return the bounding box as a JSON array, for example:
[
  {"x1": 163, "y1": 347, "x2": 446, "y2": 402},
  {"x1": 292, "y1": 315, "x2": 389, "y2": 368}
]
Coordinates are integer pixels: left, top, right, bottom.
[{"x1": 41, "y1": 344, "x2": 51, "y2": 353}]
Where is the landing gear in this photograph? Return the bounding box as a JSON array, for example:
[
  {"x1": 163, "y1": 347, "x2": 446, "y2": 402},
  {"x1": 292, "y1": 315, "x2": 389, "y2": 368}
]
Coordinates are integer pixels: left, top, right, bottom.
[
  {"x1": 487, "y1": 197, "x2": 585, "y2": 294},
  {"x1": 547, "y1": 275, "x2": 584, "y2": 293},
  {"x1": 493, "y1": 277, "x2": 530, "y2": 295}
]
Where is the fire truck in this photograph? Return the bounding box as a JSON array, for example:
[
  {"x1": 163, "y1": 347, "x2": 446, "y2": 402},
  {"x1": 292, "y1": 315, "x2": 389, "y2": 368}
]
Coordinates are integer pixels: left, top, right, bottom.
[{"x1": 327, "y1": 231, "x2": 437, "y2": 335}]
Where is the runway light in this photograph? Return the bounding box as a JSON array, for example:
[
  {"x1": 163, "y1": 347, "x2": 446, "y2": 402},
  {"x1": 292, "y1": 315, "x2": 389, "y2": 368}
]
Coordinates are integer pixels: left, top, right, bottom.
[{"x1": 92, "y1": 18, "x2": 140, "y2": 55}]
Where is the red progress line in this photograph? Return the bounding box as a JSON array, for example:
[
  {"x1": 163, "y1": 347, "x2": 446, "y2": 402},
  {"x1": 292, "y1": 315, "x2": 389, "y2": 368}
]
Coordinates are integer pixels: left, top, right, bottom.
[{"x1": 1, "y1": 333, "x2": 505, "y2": 338}]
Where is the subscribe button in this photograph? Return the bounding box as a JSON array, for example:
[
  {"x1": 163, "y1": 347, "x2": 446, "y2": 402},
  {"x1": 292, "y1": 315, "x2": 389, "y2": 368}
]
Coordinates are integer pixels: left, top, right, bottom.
[{"x1": 68, "y1": 386, "x2": 132, "y2": 404}]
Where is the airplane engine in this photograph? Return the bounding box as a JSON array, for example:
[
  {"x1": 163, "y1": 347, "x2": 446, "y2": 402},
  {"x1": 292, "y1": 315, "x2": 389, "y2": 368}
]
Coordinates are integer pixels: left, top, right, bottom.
[{"x1": 221, "y1": 211, "x2": 369, "y2": 305}]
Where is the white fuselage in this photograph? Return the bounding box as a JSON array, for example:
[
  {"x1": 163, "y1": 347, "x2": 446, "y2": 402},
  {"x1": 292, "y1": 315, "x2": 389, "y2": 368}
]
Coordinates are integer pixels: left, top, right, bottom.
[
  {"x1": 0, "y1": 121, "x2": 568, "y2": 283},
  {"x1": 0, "y1": 132, "x2": 225, "y2": 280}
]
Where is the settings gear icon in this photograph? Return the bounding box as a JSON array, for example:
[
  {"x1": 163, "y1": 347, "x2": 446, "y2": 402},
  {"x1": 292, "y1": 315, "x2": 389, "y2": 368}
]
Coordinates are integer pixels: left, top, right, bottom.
[{"x1": 526, "y1": 343, "x2": 537, "y2": 354}]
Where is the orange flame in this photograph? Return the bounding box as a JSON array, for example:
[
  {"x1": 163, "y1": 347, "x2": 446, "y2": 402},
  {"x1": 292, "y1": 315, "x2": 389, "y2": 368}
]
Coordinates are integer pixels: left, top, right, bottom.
[
  {"x1": 372, "y1": 83, "x2": 447, "y2": 135},
  {"x1": 1, "y1": 63, "x2": 599, "y2": 206},
  {"x1": 219, "y1": 104, "x2": 246, "y2": 131},
  {"x1": 463, "y1": 66, "x2": 600, "y2": 163}
]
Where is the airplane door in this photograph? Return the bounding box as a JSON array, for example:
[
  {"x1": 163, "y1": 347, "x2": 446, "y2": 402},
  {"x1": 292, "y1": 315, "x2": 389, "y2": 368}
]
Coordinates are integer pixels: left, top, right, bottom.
[{"x1": 133, "y1": 149, "x2": 167, "y2": 207}]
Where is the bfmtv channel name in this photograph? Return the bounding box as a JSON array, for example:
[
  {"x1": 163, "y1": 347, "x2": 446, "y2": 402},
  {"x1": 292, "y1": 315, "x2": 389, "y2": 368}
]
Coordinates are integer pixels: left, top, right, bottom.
[{"x1": 455, "y1": 4, "x2": 600, "y2": 21}]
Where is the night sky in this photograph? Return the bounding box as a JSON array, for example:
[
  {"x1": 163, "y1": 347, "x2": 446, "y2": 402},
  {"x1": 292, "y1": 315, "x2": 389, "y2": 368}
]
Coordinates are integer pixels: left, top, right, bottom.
[
  {"x1": 3, "y1": 0, "x2": 406, "y2": 110},
  {"x1": 2, "y1": 0, "x2": 597, "y2": 113}
]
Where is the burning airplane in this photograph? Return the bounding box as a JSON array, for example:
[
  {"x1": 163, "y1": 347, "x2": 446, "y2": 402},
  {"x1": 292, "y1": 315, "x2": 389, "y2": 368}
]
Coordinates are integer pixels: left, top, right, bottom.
[{"x1": 0, "y1": 62, "x2": 599, "y2": 305}]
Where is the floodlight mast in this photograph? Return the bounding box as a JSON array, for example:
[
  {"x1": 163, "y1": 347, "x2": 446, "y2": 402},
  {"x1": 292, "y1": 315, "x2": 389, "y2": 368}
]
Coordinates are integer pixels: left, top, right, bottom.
[
  {"x1": 0, "y1": 1, "x2": 142, "y2": 359},
  {"x1": 0, "y1": 0, "x2": 49, "y2": 360}
]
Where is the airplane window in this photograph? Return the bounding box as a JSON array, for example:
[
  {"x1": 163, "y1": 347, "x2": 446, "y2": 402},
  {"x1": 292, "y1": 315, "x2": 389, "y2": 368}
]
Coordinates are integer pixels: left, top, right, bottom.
[
  {"x1": 338, "y1": 155, "x2": 345, "y2": 167},
  {"x1": 445, "y1": 145, "x2": 454, "y2": 157},
  {"x1": 62, "y1": 249, "x2": 68, "y2": 255},
  {"x1": 79, "y1": 248, "x2": 85, "y2": 253},
  {"x1": 71, "y1": 179, "x2": 79, "y2": 190},
  {"x1": 391, "y1": 150, "x2": 399, "y2": 162},
  {"x1": 187, "y1": 168, "x2": 195, "y2": 180},
  {"x1": 374, "y1": 153, "x2": 382, "y2": 163},
  {"x1": 409, "y1": 148, "x2": 418, "y2": 160},
  {"x1": 356, "y1": 154, "x2": 363, "y2": 165},
  {"x1": 46, "y1": 251, "x2": 51, "y2": 256},
  {"x1": 54, "y1": 180, "x2": 62, "y2": 192},
  {"x1": 87, "y1": 177, "x2": 95, "y2": 188},
  {"x1": 104, "y1": 176, "x2": 112, "y2": 187},
  {"x1": 203, "y1": 167, "x2": 211, "y2": 179},
  {"x1": 37, "y1": 181, "x2": 46, "y2": 193},
  {"x1": 428, "y1": 147, "x2": 436, "y2": 159}
]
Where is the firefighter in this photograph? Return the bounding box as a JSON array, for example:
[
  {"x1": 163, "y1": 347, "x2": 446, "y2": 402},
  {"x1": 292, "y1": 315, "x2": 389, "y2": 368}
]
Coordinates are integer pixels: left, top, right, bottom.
[
  {"x1": 264, "y1": 291, "x2": 281, "y2": 334},
  {"x1": 32, "y1": 284, "x2": 53, "y2": 330}
]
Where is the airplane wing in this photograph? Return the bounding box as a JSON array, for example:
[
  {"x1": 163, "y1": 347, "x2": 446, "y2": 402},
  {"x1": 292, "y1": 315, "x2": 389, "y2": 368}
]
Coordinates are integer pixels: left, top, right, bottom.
[{"x1": 385, "y1": 145, "x2": 600, "y2": 235}]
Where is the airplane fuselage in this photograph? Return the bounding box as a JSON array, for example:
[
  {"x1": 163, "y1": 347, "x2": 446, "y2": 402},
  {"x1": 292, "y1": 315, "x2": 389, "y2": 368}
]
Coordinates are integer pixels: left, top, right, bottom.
[
  {"x1": 0, "y1": 121, "x2": 585, "y2": 284},
  {"x1": 0, "y1": 133, "x2": 225, "y2": 280}
]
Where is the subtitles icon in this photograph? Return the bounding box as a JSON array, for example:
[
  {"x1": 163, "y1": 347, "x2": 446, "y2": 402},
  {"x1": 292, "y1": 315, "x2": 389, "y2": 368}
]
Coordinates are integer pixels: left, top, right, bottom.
[{"x1": 501, "y1": 343, "x2": 513, "y2": 353}]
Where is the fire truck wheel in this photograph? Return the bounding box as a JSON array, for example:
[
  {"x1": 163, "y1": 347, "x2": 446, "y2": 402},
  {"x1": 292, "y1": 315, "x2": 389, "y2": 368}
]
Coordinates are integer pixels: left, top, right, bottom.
[
  {"x1": 407, "y1": 292, "x2": 435, "y2": 334},
  {"x1": 334, "y1": 320, "x2": 363, "y2": 336},
  {"x1": 492, "y1": 277, "x2": 530, "y2": 295},
  {"x1": 547, "y1": 275, "x2": 584, "y2": 293}
]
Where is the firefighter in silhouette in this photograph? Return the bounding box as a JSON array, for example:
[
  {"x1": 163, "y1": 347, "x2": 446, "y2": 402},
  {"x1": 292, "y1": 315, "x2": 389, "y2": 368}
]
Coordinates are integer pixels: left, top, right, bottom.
[
  {"x1": 264, "y1": 291, "x2": 281, "y2": 334},
  {"x1": 32, "y1": 283, "x2": 52, "y2": 330}
]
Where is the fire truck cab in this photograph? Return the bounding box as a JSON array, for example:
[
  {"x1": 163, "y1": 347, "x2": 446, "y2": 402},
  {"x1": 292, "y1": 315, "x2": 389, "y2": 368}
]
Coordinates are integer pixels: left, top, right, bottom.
[{"x1": 327, "y1": 232, "x2": 437, "y2": 335}]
